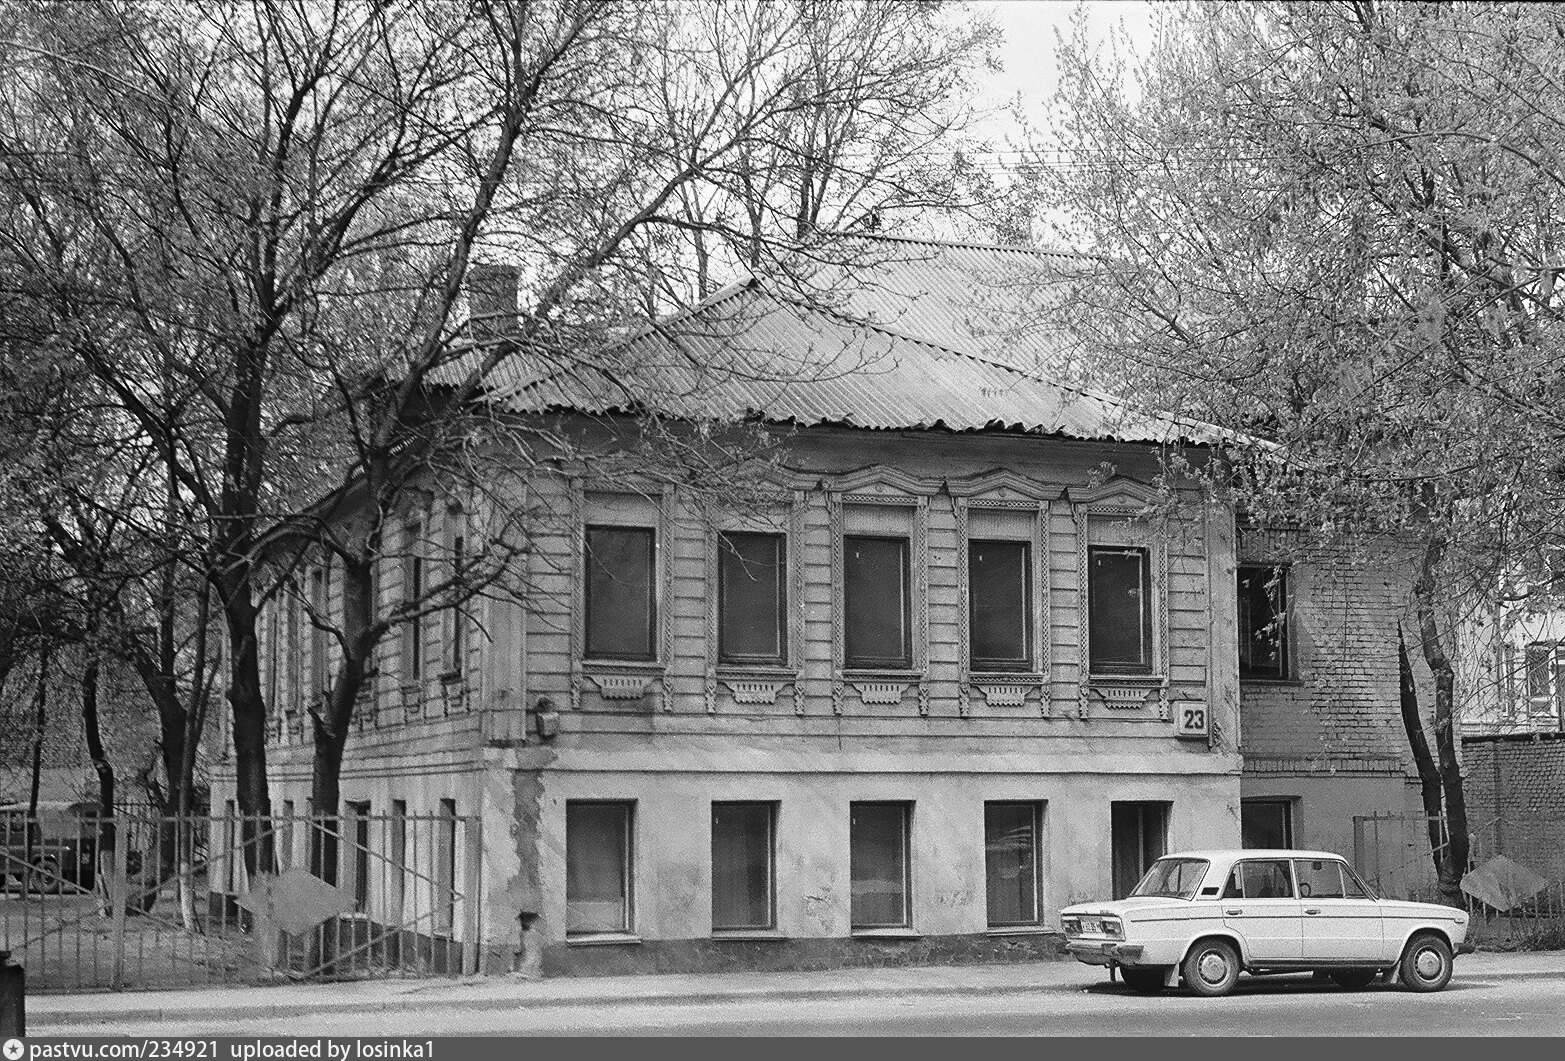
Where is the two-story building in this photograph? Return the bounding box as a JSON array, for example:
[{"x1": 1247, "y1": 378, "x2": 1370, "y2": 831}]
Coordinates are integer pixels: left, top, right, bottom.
[{"x1": 212, "y1": 237, "x2": 1429, "y2": 975}]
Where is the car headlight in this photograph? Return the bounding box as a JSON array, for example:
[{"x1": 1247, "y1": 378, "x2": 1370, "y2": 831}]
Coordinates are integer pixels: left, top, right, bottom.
[
  {"x1": 1101, "y1": 916, "x2": 1125, "y2": 940},
  {"x1": 1062, "y1": 916, "x2": 1081, "y2": 935}
]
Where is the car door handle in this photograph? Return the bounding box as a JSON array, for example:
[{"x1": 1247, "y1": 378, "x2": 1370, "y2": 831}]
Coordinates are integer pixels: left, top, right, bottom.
[
  {"x1": 1305, "y1": 908, "x2": 1321, "y2": 915},
  {"x1": 1224, "y1": 908, "x2": 1243, "y2": 915}
]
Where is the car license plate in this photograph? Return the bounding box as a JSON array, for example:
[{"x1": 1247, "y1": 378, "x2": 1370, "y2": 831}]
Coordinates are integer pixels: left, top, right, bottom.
[{"x1": 1080, "y1": 917, "x2": 1100, "y2": 934}]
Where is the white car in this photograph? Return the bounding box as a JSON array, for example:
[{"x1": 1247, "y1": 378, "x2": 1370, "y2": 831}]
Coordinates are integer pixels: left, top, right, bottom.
[{"x1": 1060, "y1": 849, "x2": 1470, "y2": 996}]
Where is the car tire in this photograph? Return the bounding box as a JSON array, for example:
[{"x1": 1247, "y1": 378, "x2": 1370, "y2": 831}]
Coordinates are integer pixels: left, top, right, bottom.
[
  {"x1": 1329, "y1": 969, "x2": 1378, "y2": 990},
  {"x1": 1182, "y1": 938, "x2": 1241, "y2": 997},
  {"x1": 1398, "y1": 933, "x2": 1453, "y2": 992},
  {"x1": 28, "y1": 855, "x2": 62, "y2": 895},
  {"x1": 1120, "y1": 967, "x2": 1167, "y2": 994}
]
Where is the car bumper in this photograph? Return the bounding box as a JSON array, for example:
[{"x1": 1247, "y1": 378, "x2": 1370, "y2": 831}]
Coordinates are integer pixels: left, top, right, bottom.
[{"x1": 1066, "y1": 941, "x2": 1146, "y2": 966}]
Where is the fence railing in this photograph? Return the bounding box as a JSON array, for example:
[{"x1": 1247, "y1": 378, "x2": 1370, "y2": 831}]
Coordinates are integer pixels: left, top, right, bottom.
[{"x1": 1, "y1": 807, "x2": 482, "y2": 992}]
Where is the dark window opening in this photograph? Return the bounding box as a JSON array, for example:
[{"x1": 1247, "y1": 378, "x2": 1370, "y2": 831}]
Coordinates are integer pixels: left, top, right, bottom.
[
  {"x1": 1088, "y1": 546, "x2": 1152, "y2": 675},
  {"x1": 985, "y1": 801, "x2": 1043, "y2": 926},
  {"x1": 1241, "y1": 799, "x2": 1293, "y2": 849},
  {"x1": 585, "y1": 526, "x2": 656, "y2": 660},
  {"x1": 1238, "y1": 565, "x2": 1289, "y2": 680},
  {"x1": 567, "y1": 801, "x2": 633, "y2": 934},
  {"x1": 711, "y1": 802, "x2": 776, "y2": 931},
  {"x1": 346, "y1": 800, "x2": 371, "y2": 912},
  {"x1": 970, "y1": 540, "x2": 1031, "y2": 671},
  {"x1": 850, "y1": 802, "x2": 911, "y2": 929},
  {"x1": 1111, "y1": 801, "x2": 1169, "y2": 899},
  {"x1": 718, "y1": 532, "x2": 786, "y2": 665},
  {"x1": 844, "y1": 536, "x2": 911, "y2": 669}
]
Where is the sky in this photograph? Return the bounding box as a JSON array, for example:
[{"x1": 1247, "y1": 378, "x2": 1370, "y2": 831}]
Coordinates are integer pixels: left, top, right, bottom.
[{"x1": 975, "y1": 0, "x2": 1159, "y2": 145}]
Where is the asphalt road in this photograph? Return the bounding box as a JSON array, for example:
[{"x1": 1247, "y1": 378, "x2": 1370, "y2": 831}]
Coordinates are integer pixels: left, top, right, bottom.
[{"x1": 35, "y1": 967, "x2": 1565, "y2": 1037}]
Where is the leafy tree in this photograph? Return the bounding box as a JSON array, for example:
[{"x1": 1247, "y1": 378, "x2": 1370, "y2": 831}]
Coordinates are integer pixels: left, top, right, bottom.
[
  {"x1": 1038, "y1": 0, "x2": 1565, "y2": 902},
  {"x1": 0, "y1": 0, "x2": 1003, "y2": 880}
]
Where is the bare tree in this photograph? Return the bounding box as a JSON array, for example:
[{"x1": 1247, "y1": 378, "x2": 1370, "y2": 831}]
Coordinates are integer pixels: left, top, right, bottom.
[{"x1": 0, "y1": 0, "x2": 1007, "y2": 879}]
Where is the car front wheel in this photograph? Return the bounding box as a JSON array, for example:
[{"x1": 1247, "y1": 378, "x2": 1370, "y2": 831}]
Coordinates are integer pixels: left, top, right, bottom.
[
  {"x1": 1182, "y1": 939, "x2": 1241, "y2": 997},
  {"x1": 1398, "y1": 933, "x2": 1453, "y2": 992}
]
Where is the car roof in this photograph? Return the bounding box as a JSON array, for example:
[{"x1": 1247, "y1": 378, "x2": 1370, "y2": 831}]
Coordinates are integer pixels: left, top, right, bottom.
[
  {"x1": 1161, "y1": 849, "x2": 1349, "y2": 864},
  {"x1": 0, "y1": 800, "x2": 98, "y2": 814}
]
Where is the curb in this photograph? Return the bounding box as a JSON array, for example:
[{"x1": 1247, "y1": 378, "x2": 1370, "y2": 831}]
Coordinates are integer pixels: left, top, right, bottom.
[
  {"x1": 31, "y1": 977, "x2": 1086, "y2": 1029},
  {"x1": 30, "y1": 960, "x2": 1565, "y2": 1029}
]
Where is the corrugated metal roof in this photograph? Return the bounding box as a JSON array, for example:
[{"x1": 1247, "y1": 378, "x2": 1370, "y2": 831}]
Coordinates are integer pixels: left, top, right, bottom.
[
  {"x1": 487, "y1": 275, "x2": 1228, "y2": 445},
  {"x1": 800, "y1": 235, "x2": 1083, "y2": 374}
]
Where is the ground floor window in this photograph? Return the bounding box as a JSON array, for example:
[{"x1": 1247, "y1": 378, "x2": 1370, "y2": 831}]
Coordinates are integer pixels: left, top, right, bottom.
[
  {"x1": 850, "y1": 802, "x2": 911, "y2": 929},
  {"x1": 1111, "y1": 801, "x2": 1169, "y2": 899},
  {"x1": 345, "y1": 800, "x2": 371, "y2": 912},
  {"x1": 1241, "y1": 799, "x2": 1294, "y2": 850},
  {"x1": 711, "y1": 802, "x2": 776, "y2": 931},
  {"x1": 567, "y1": 801, "x2": 634, "y2": 934},
  {"x1": 984, "y1": 801, "x2": 1044, "y2": 927}
]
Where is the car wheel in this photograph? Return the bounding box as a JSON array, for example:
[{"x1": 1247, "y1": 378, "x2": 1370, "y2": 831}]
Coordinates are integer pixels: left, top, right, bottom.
[
  {"x1": 27, "y1": 855, "x2": 62, "y2": 895},
  {"x1": 1120, "y1": 967, "x2": 1167, "y2": 994},
  {"x1": 1330, "y1": 969, "x2": 1378, "y2": 990},
  {"x1": 1398, "y1": 933, "x2": 1453, "y2": 992},
  {"x1": 1182, "y1": 939, "x2": 1241, "y2": 997}
]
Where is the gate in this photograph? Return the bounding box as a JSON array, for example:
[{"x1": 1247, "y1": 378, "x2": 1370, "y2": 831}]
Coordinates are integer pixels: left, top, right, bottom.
[{"x1": 0, "y1": 807, "x2": 483, "y2": 991}]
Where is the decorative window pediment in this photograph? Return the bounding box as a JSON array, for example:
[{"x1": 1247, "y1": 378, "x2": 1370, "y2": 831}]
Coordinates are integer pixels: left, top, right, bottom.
[
  {"x1": 828, "y1": 464, "x2": 938, "y2": 498},
  {"x1": 1065, "y1": 476, "x2": 1161, "y2": 511},
  {"x1": 946, "y1": 468, "x2": 1062, "y2": 502}
]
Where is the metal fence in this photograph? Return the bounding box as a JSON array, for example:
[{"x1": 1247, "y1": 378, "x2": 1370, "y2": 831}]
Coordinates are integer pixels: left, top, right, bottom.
[
  {"x1": 1353, "y1": 812, "x2": 1565, "y2": 944},
  {"x1": 0, "y1": 807, "x2": 482, "y2": 992}
]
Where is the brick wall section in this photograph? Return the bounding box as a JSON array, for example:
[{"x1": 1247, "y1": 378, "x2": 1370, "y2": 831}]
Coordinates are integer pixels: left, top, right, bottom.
[
  {"x1": 1462, "y1": 735, "x2": 1565, "y2": 882},
  {"x1": 1239, "y1": 536, "x2": 1424, "y2": 771}
]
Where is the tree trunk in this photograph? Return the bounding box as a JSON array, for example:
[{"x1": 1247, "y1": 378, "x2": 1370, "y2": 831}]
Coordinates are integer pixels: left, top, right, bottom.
[
  {"x1": 26, "y1": 646, "x2": 49, "y2": 874},
  {"x1": 222, "y1": 581, "x2": 275, "y2": 876},
  {"x1": 1413, "y1": 537, "x2": 1471, "y2": 908},
  {"x1": 308, "y1": 550, "x2": 379, "y2": 885},
  {"x1": 1398, "y1": 626, "x2": 1444, "y2": 874}
]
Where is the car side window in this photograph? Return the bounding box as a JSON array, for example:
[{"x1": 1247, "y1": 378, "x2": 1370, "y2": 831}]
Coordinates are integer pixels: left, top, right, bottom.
[
  {"x1": 1342, "y1": 866, "x2": 1371, "y2": 899},
  {"x1": 1224, "y1": 859, "x2": 1295, "y2": 899},
  {"x1": 1293, "y1": 859, "x2": 1347, "y2": 899}
]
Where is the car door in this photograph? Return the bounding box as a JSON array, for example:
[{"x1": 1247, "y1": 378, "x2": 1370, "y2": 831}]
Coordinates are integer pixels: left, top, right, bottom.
[
  {"x1": 1221, "y1": 858, "x2": 1303, "y2": 962},
  {"x1": 1294, "y1": 858, "x2": 1383, "y2": 962}
]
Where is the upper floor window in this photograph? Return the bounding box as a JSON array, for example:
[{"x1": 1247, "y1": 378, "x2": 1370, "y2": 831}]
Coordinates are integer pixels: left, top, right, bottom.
[
  {"x1": 969, "y1": 540, "x2": 1031, "y2": 671},
  {"x1": 844, "y1": 535, "x2": 910, "y2": 669},
  {"x1": 585, "y1": 525, "x2": 656, "y2": 660},
  {"x1": 309, "y1": 564, "x2": 330, "y2": 698},
  {"x1": 718, "y1": 531, "x2": 786, "y2": 666},
  {"x1": 403, "y1": 518, "x2": 424, "y2": 681},
  {"x1": 1524, "y1": 641, "x2": 1565, "y2": 718},
  {"x1": 1238, "y1": 565, "x2": 1289, "y2": 680},
  {"x1": 1088, "y1": 546, "x2": 1152, "y2": 676}
]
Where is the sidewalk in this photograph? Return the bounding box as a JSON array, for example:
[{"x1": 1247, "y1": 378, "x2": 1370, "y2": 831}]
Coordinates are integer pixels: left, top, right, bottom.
[{"x1": 27, "y1": 950, "x2": 1565, "y2": 1030}]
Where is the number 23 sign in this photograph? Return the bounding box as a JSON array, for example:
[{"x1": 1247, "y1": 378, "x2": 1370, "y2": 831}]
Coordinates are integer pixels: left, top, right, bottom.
[{"x1": 1174, "y1": 702, "x2": 1209, "y2": 739}]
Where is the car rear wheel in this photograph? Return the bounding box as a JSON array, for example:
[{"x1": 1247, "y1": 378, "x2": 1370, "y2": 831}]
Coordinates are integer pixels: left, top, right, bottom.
[
  {"x1": 1182, "y1": 939, "x2": 1241, "y2": 997},
  {"x1": 1398, "y1": 933, "x2": 1453, "y2": 992},
  {"x1": 1329, "y1": 969, "x2": 1378, "y2": 990},
  {"x1": 1120, "y1": 967, "x2": 1167, "y2": 994}
]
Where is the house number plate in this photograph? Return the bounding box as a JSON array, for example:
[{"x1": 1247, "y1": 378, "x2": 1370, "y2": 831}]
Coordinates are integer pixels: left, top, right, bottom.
[{"x1": 1175, "y1": 702, "x2": 1209, "y2": 739}]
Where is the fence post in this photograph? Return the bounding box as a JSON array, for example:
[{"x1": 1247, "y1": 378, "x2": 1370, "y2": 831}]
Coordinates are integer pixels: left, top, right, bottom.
[
  {"x1": 461, "y1": 815, "x2": 482, "y2": 976},
  {"x1": 108, "y1": 817, "x2": 129, "y2": 992}
]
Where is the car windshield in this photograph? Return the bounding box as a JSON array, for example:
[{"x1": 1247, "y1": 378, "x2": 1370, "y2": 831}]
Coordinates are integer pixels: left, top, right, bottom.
[{"x1": 1130, "y1": 858, "x2": 1210, "y2": 899}]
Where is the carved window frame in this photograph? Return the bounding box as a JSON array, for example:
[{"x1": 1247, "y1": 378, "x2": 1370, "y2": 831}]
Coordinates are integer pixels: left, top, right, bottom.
[
  {"x1": 702, "y1": 491, "x2": 806, "y2": 714},
  {"x1": 1069, "y1": 479, "x2": 1171, "y2": 711},
  {"x1": 948, "y1": 468, "x2": 1061, "y2": 717},
  {"x1": 827, "y1": 467, "x2": 934, "y2": 716},
  {"x1": 570, "y1": 483, "x2": 674, "y2": 711}
]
